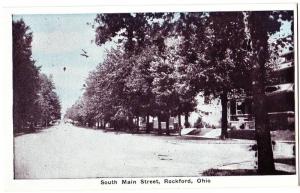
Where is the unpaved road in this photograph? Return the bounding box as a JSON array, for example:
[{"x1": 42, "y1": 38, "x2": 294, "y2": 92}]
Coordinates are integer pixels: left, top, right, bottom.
[{"x1": 14, "y1": 123, "x2": 255, "y2": 179}]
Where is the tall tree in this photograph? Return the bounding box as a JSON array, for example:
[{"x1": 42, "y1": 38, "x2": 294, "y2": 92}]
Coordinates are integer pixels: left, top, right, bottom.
[
  {"x1": 13, "y1": 19, "x2": 41, "y2": 132},
  {"x1": 125, "y1": 47, "x2": 156, "y2": 133},
  {"x1": 150, "y1": 46, "x2": 180, "y2": 135},
  {"x1": 177, "y1": 12, "x2": 252, "y2": 138},
  {"x1": 83, "y1": 48, "x2": 126, "y2": 129},
  {"x1": 92, "y1": 13, "x2": 173, "y2": 132},
  {"x1": 175, "y1": 12, "x2": 208, "y2": 128},
  {"x1": 247, "y1": 11, "x2": 293, "y2": 174},
  {"x1": 205, "y1": 12, "x2": 252, "y2": 139}
]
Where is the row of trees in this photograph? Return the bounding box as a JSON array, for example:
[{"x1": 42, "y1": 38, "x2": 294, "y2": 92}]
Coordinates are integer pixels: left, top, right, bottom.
[
  {"x1": 13, "y1": 19, "x2": 61, "y2": 133},
  {"x1": 65, "y1": 11, "x2": 293, "y2": 174},
  {"x1": 66, "y1": 12, "x2": 250, "y2": 133},
  {"x1": 66, "y1": 11, "x2": 291, "y2": 134}
]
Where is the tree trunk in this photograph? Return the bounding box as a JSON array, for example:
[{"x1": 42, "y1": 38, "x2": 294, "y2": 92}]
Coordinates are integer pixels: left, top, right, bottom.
[
  {"x1": 158, "y1": 116, "x2": 162, "y2": 135},
  {"x1": 128, "y1": 115, "x2": 134, "y2": 132},
  {"x1": 247, "y1": 11, "x2": 275, "y2": 175},
  {"x1": 99, "y1": 120, "x2": 102, "y2": 129},
  {"x1": 178, "y1": 114, "x2": 182, "y2": 136},
  {"x1": 136, "y1": 116, "x2": 139, "y2": 133},
  {"x1": 114, "y1": 120, "x2": 119, "y2": 131},
  {"x1": 146, "y1": 114, "x2": 150, "y2": 133},
  {"x1": 184, "y1": 112, "x2": 190, "y2": 128},
  {"x1": 45, "y1": 118, "x2": 48, "y2": 127},
  {"x1": 166, "y1": 115, "x2": 170, "y2": 136},
  {"x1": 252, "y1": 47, "x2": 275, "y2": 174},
  {"x1": 102, "y1": 120, "x2": 106, "y2": 129},
  {"x1": 221, "y1": 91, "x2": 228, "y2": 139}
]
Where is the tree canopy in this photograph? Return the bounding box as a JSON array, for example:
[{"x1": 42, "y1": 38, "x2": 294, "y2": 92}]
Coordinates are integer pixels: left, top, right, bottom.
[{"x1": 66, "y1": 11, "x2": 293, "y2": 134}]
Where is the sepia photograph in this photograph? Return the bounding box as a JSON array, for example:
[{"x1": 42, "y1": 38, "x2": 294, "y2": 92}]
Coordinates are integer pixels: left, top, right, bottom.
[{"x1": 11, "y1": 9, "x2": 297, "y2": 180}]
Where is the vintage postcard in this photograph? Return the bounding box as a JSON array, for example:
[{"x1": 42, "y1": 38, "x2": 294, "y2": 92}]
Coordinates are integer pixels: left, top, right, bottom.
[{"x1": 0, "y1": 0, "x2": 299, "y2": 192}]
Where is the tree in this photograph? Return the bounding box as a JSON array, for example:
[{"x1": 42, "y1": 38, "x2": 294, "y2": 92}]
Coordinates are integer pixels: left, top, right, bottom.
[
  {"x1": 82, "y1": 48, "x2": 126, "y2": 129},
  {"x1": 247, "y1": 11, "x2": 293, "y2": 175},
  {"x1": 91, "y1": 13, "x2": 173, "y2": 133},
  {"x1": 175, "y1": 12, "x2": 208, "y2": 128},
  {"x1": 13, "y1": 19, "x2": 41, "y2": 132},
  {"x1": 13, "y1": 19, "x2": 62, "y2": 132},
  {"x1": 149, "y1": 46, "x2": 179, "y2": 135},
  {"x1": 93, "y1": 13, "x2": 165, "y2": 55},
  {"x1": 37, "y1": 74, "x2": 61, "y2": 126},
  {"x1": 125, "y1": 47, "x2": 156, "y2": 133},
  {"x1": 65, "y1": 98, "x2": 86, "y2": 125},
  {"x1": 177, "y1": 12, "x2": 252, "y2": 138},
  {"x1": 205, "y1": 12, "x2": 253, "y2": 139}
]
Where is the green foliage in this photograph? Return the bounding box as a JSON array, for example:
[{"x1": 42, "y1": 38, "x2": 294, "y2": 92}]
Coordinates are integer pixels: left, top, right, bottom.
[
  {"x1": 37, "y1": 74, "x2": 61, "y2": 126},
  {"x1": 94, "y1": 13, "x2": 167, "y2": 54},
  {"x1": 13, "y1": 19, "x2": 61, "y2": 132},
  {"x1": 67, "y1": 11, "x2": 293, "y2": 137},
  {"x1": 150, "y1": 46, "x2": 178, "y2": 117},
  {"x1": 13, "y1": 19, "x2": 41, "y2": 132}
]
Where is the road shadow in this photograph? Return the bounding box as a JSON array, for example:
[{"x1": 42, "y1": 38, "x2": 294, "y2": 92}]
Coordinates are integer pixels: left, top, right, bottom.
[
  {"x1": 274, "y1": 157, "x2": 295, "y2": 165},
  {"x1": 202, "y1": 168, "x2": 295, "y2": 176}
]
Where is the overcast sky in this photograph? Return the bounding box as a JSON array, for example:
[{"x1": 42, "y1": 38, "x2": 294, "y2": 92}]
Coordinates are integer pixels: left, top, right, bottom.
[{"x1": 12, "y1": 13, "x2": 292, "y2": 115}]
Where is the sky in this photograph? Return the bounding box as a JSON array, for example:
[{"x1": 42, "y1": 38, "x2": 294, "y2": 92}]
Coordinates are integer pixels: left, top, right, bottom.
[
  {"x1": 13, "y1": 14, "x2": 115, "y2": 114},
  {"x1": 12, "y1": 12, "x2": 292, "y2": 115}
]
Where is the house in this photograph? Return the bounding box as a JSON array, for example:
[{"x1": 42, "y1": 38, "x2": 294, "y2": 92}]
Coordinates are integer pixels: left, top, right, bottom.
[
  {"x1": 228, "y1": 51, "x2": 295, "y2": 130},
  {"x1": 265, "y1": 51, "x2": 294, "y2": 130}
]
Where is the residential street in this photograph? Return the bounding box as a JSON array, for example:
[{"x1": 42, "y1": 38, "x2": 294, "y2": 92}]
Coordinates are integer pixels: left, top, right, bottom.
[
  {"x1": 12, "y1": 11, "x2": 296, "y2": 180},
  {"x1": 14, "y1": 123, "x2": 256, "y2": 179}
]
